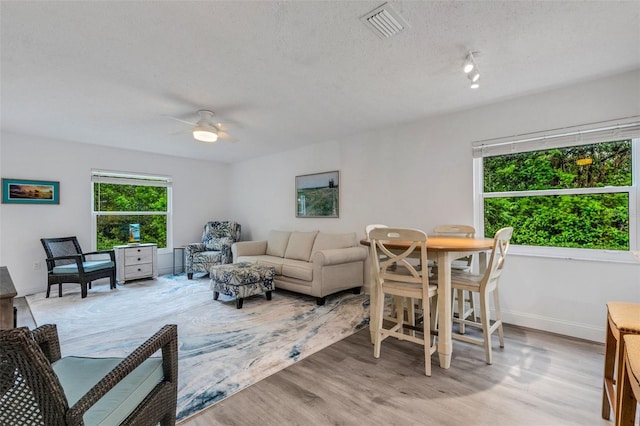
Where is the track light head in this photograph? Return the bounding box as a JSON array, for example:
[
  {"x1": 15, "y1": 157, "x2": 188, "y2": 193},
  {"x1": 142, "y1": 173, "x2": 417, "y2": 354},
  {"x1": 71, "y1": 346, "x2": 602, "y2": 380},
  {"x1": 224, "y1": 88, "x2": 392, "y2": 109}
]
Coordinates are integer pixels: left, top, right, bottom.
[
  {"x1": 463, "y1": 51, "x2": 480, "y2": 89},
  {"x1": 463, "y1": 52, "x2": 477, "y2": 74}
]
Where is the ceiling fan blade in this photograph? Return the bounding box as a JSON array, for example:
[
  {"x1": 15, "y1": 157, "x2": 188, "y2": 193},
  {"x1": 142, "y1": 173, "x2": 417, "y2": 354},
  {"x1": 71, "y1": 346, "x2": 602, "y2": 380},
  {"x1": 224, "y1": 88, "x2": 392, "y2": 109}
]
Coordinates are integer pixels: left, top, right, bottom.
[
  {"x1": 164, "y1": 115, "x2": 197, "y2": 126},
  {"x1": 218, "y1": 131, "x2": 238, "y2": 143}
]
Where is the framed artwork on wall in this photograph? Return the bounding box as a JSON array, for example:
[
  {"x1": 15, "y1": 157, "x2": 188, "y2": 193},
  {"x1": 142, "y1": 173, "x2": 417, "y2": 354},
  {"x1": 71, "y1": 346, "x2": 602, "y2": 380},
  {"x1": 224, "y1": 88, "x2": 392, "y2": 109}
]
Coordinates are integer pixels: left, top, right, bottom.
[
  {"x1": 1, "y1": 178, "x2": 60, "y2": 204},
  {"x1": 295, "y1": 170, "x2": 339, "y2": 218}
]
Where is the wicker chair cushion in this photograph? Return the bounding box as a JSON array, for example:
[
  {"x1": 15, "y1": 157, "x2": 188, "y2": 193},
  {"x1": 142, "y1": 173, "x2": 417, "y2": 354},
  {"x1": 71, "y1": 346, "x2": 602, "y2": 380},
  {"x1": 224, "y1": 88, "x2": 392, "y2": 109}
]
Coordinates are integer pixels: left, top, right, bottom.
[
  {"x1": 52, "y1": 356, "x2": 163, "y2": 424},
  {"x1": 52, "y1": 260, "x2": 115, "y2": 274}
]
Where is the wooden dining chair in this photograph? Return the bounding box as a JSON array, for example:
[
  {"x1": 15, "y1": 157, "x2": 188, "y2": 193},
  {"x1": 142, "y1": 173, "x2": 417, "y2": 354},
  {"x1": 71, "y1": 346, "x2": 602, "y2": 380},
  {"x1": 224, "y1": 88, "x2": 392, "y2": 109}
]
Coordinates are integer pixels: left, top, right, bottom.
[
  {"x1": 433, "y1": 224, "x2": 477, "y2": 332},
  {"x1": 617, "y1": 334, "x2": 640, "y2": 426},
  {"x1": 602, "y1": 302, "x2": 640, "y2": 422},
  {"x1": 433, "y1": 227, "x2": 513, "y2": 364},
  {"x1": 366, "y1": 224, "x2": 421, "y2": 336},
  {"x1": 369, "y1": 227, "x2": 438, "y2": 376}
]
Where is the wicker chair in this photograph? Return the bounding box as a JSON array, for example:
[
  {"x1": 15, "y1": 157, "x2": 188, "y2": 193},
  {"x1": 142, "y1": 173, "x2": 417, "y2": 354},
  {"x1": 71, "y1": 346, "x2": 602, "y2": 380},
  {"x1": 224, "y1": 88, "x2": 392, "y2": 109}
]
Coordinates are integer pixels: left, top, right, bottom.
[
  {"x1": 0, "y1": 324, "x2": 178, "y2": 425},
  {"x1": 41, "y1": 236, "x2": 116, "y2": 298}
]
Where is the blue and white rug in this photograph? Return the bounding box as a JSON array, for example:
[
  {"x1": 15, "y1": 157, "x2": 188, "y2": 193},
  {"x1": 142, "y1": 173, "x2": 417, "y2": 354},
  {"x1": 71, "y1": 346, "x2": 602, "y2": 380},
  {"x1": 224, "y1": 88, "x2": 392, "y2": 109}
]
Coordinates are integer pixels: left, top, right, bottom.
[{"x1": 25, "y1": 274, "x2": 370, "y2": 421}]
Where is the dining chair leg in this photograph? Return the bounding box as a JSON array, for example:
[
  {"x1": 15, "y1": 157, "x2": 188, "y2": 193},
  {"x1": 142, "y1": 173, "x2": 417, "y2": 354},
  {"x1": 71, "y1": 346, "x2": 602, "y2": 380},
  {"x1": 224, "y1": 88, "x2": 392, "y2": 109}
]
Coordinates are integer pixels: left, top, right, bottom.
[
  {"x1": 406, "y1": 298, "x2": 415, "y2": 337},
  {"x1": 456, "y1": 289, "x2": 466, "y2": 334},
  {"x1": 429, "y1": 297, "x2": 438, "y2": 346},
  {"x1": 494, "y1": 287, "x2": 504, "y2": 348},
  {"x1": 373, "y1": 293, "x2": 385, "y2": 359},
  {"x1": 423, "y1": 293, "x2": 432, "y2": 377},
  {"x1": 480, "y1": 292, "x2": 493, "y2": 365},
  {"x1": 395, "y1": 296, "x2": 404, "y2": 333},
  {"x1": 469, "y1": 292, "x2": 478, "y2": 322}
]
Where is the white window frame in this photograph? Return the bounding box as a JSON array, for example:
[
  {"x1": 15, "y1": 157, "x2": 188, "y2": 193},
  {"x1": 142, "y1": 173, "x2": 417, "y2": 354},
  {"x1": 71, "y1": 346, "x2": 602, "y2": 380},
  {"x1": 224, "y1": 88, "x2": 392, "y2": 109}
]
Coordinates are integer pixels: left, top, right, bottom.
[
  {"x1": 91, "y1": 170, "x2": 173, "y2": 255},
  {"x1": 473, "y1": 119, "x2": 640, "y2": 264}
]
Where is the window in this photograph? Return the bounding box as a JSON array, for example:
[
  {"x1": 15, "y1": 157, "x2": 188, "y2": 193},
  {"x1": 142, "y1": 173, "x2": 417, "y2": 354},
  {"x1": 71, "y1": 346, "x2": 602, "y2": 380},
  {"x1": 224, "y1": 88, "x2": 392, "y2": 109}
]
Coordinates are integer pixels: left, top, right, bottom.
[
  {"x1": 473, "y1": 120, "x2": 640, "y2": 261},
  {"x1": 92, "y1": 170, "x2": 172, "y2": 252}
]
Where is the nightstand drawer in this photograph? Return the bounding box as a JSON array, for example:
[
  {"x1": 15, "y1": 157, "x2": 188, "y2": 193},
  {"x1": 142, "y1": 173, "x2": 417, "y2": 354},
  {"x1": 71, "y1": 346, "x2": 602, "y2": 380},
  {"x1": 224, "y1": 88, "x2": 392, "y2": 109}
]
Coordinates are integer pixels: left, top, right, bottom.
[
  {"x1": 124, "y1": 252, "x2": 153, "y2": 266},
  {"x1": 124, "y1": 263, "x2": 153, "y2": 279}
]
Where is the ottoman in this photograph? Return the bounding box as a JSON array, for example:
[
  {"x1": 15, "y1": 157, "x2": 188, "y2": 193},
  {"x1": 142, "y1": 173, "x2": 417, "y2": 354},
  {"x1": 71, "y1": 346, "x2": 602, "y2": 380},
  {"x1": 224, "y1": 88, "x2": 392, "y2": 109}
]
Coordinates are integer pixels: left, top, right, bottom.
[{"x1": 209, "y1": 262, "x2": 276, "y2": 309}]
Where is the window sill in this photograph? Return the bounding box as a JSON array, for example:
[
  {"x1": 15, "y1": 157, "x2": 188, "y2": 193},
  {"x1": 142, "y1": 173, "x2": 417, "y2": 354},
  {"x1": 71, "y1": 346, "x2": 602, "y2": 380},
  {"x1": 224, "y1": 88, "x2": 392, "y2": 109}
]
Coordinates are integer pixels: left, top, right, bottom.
[{"x1": 508, "y1": 245, "x2": 640, "y2": 265}]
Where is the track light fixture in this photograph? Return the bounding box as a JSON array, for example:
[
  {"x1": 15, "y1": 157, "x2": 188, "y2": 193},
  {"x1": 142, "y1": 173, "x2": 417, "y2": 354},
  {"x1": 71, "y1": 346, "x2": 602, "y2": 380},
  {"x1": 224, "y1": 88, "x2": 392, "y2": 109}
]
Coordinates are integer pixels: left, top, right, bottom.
[{"x1": 463, "y1": 51, "x2": 480, "y2": 89}]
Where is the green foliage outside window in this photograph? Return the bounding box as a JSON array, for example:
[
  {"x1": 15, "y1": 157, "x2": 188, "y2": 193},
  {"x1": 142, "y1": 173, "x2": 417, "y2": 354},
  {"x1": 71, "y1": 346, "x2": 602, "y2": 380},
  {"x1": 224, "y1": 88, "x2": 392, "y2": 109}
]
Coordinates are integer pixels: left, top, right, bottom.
[
  {"x1": 94, "y1": 183, "x2": 168, "y2": 250},
  {"x1": 483, "y1": 140, "x2": 632, "y2": 250}
]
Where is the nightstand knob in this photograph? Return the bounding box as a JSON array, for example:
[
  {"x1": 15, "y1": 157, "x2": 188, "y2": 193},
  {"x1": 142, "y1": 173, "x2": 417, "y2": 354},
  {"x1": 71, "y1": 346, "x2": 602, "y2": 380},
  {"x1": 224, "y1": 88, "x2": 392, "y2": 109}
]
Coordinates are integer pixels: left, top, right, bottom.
[{"x1": 137, "y1": 258, "x2": 141, "y2": 261}]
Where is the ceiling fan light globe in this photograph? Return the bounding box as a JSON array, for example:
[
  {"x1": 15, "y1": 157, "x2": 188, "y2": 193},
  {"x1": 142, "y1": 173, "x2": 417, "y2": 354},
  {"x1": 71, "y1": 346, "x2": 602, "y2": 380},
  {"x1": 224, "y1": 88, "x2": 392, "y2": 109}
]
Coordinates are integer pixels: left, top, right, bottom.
[{"x1": 193, "y1": 128, "x2": 218, "y2": 143}]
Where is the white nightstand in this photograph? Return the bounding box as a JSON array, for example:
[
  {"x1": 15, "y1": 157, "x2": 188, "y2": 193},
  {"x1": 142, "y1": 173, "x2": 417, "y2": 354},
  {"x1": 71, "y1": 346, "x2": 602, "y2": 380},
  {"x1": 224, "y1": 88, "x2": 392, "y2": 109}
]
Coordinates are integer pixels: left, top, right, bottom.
[{"x1": 114, "y1": 243, "x2": 158, "y2": 284}]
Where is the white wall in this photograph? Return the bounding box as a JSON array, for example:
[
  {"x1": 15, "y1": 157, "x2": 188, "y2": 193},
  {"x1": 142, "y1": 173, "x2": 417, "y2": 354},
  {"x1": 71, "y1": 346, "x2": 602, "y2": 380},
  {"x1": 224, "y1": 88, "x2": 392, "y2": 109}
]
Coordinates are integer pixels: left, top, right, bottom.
[
  {"x1": 229, "y1": 69, "x2": 640, "y2": 342},
  {"x1": 0, "y1": 133, "x2": 230, "y2": 296}
]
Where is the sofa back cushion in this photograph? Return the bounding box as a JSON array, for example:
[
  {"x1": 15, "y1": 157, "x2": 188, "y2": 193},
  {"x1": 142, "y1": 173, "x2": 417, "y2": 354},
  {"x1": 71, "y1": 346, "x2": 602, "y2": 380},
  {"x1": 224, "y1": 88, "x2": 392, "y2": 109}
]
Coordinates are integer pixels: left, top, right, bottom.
[
  {"x1": 310, "y1": 232, "x2": 357, "y2": 257},
  {"x1": 284, "y1": 231, "x2": 319, "y2": 261},
  {"x1": 266, "y1": 230, "x2": 291, "y2": 257}
]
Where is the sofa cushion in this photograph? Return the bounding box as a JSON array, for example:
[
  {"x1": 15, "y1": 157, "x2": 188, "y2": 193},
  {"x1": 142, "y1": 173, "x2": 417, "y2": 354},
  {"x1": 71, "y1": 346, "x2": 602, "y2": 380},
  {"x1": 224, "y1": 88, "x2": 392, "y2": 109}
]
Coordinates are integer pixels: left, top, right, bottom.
[
  {"x1": 284, "y1": 231, "x2": 319, "y2": 261},
  {"x1": 310, "y1": 232, "x2": 356, "y2": 257},
  {"x1": 266, "y1": 230, "x2": 291, "y2": 258},
  {"x1": 238, "y1": 255, "x2": 285, "y2": 275},
  {"x1": 282, "y1": 259, "x2": 313, "y2": 281}
]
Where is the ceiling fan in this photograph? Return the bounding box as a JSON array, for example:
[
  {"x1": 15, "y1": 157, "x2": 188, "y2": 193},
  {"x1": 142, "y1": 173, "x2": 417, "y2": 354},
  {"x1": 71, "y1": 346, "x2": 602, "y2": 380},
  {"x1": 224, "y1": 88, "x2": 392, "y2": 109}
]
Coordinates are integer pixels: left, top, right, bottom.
[{"x1": 168, "y1": 110, "x2": 237, "y2": 143}]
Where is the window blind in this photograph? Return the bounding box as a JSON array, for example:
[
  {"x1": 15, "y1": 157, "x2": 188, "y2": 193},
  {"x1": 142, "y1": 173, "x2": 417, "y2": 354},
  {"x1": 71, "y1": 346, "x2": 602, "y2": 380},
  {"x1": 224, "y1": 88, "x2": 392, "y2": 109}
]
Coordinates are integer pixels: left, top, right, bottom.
[
  {"x1": 91, "y1": 170, "x2": 172, "y2": 188},
  {"x1": 472, "y1": 116, "x2": 640, "y2": 158}
]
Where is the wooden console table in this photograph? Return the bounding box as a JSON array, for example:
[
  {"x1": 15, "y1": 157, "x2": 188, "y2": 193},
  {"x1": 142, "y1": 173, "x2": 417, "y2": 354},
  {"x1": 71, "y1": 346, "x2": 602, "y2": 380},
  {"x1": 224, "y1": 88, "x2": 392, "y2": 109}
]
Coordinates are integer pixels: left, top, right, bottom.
[{"x1": 0, "y1": 266, "x2": 17, "y2": 329}]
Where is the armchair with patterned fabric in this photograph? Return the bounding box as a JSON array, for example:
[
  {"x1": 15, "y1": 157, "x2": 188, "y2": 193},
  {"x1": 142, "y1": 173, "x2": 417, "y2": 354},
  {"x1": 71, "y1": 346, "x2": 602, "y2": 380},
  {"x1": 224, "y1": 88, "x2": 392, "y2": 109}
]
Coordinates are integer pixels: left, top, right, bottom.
[{"x1": 185, "y1": 221, "x2": 241, "y2": 279}]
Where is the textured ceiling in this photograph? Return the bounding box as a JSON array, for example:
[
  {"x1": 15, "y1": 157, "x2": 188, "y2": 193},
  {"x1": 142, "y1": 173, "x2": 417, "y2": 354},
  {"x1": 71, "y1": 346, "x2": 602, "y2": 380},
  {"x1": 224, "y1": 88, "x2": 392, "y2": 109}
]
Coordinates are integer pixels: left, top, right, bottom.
[{"x1": 1, "y1": 1, "x2": 639, "y2": 163}]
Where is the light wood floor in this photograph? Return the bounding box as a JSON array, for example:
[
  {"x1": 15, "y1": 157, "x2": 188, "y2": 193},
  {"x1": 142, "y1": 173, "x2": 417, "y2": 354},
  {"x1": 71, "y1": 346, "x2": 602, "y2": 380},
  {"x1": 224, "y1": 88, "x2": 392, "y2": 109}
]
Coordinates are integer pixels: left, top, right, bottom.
[{"x1": 14, "y1": 298, "x2": 612, "y2": 425}]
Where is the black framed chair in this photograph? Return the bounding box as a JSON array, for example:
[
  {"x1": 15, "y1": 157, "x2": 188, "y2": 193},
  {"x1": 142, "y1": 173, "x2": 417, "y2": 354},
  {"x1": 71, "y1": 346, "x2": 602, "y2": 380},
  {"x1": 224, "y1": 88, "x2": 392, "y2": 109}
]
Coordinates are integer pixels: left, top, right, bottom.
[
  {"x1": 0, "y1": 324, "x2": 178, "y2": 425},
  {"x1": 41, "y1": 236, "x2": 116, "y2": 298}
]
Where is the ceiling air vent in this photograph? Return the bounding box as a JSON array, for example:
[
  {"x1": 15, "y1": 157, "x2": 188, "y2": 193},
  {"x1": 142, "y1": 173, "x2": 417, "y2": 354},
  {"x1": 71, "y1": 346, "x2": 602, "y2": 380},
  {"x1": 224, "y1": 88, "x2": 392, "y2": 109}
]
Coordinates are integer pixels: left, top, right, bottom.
[{"x1": 361, "y1": 3, "x2": 409, "y2": 40}]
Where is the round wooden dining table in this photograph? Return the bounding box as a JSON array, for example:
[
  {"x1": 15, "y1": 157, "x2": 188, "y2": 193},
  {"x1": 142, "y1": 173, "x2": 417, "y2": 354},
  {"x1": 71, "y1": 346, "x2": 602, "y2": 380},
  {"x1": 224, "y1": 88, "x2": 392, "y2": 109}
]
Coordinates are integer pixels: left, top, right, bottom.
[{"x1": 360, "y1": 235, "x2": 494, "y2": 369}]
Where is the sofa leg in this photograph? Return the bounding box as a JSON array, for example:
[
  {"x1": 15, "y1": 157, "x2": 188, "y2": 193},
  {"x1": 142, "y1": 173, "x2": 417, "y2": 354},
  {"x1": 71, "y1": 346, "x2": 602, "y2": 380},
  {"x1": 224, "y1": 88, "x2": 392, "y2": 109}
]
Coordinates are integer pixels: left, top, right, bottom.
[
  {"x1": 236, "y1": 298, "x2": 244, "y2": 309},
  {"x1": 352, "y1": 287, "x2": 361, "y2": 294},
  {"x1": 187, "y1": 273, "x2": 193, "y2": 280},
  {"x1": 316, "y1": 297, "x2": 326, "y2": 306},
  {"x1": 266, "y1": 291, "x2": 272, "y2": 301}
]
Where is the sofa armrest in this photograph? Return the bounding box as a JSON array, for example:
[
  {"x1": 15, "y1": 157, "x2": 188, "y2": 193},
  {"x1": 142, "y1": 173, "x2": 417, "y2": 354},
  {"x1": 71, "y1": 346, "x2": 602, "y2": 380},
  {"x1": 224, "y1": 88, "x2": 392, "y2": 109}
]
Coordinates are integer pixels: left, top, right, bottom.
[
  {"x1": 311, "y1": 246, "x2": 368, "y2": 266},
  {"x1": 232, "y1": 241, "x2": 268, "y2": 262}
]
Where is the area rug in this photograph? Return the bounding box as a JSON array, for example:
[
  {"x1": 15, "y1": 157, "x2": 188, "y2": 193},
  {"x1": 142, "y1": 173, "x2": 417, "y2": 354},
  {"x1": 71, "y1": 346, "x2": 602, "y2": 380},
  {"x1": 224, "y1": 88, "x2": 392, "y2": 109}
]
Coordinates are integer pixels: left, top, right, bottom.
[{"x1": 25, "y1": 274, "x2": 369, "y2": 421}]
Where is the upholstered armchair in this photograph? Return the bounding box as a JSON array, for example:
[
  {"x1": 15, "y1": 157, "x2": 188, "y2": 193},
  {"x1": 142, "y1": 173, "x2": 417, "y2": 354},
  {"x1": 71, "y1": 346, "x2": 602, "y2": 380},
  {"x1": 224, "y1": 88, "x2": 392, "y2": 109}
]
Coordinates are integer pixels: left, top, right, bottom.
[{"x1": 185, "y1": 221, "x2": 241, "y2": 279}]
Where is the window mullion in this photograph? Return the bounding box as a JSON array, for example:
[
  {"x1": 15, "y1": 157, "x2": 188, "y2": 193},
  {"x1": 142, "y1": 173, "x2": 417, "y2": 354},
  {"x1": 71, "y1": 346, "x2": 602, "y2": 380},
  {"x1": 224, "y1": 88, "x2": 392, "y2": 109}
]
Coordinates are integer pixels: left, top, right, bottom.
[{"x1": 484, "y1": 186, "x2": 632, "y2": 198}]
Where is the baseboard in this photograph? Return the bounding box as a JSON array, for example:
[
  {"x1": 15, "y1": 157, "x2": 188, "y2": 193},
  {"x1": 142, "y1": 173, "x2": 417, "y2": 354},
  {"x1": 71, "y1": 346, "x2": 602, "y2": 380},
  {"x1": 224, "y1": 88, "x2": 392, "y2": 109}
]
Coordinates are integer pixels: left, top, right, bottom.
[{"x1": 501, "y1": 310, "x2": 604, "y2": 343}]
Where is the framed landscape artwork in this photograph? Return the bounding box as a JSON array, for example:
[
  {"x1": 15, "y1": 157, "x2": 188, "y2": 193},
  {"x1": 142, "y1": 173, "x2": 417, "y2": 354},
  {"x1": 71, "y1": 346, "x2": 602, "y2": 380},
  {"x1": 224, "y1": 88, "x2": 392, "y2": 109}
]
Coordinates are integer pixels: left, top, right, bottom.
[
  {"x1": 296, "y1": 170, "x2": 339, "y2": 218},
  {"x1": 1, "y1": 178, "x2": 60, "y2": 204}
]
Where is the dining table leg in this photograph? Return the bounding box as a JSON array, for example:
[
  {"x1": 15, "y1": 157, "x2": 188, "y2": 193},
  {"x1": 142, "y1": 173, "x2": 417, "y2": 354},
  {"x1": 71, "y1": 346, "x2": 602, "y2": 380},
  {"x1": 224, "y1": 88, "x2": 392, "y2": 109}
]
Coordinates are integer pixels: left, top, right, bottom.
[{"x1": 437, "y1": 251, "x2": 452, "y2": 369}]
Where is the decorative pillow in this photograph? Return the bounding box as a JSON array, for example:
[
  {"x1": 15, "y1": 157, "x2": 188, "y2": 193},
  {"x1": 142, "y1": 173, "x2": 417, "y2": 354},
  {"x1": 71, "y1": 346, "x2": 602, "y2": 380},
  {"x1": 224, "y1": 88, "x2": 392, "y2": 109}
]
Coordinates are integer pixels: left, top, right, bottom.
[
  {"x1": 310, "y1": 232, "x2": 356, "y2": 257},
  {"x1": 266, "y1": 231, "x2": 292, "y2": 258},
  {"x1": 284, "y1": 231, "x2": 319, "y2": 261}
]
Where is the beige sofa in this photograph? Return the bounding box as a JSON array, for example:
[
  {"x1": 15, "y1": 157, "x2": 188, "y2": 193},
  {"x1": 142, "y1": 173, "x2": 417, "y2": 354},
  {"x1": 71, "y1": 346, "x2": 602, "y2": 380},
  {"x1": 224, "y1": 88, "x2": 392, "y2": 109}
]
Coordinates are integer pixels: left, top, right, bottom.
[{"x1": 231, "y1": 230, "x2": 368, "y2": 305}]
